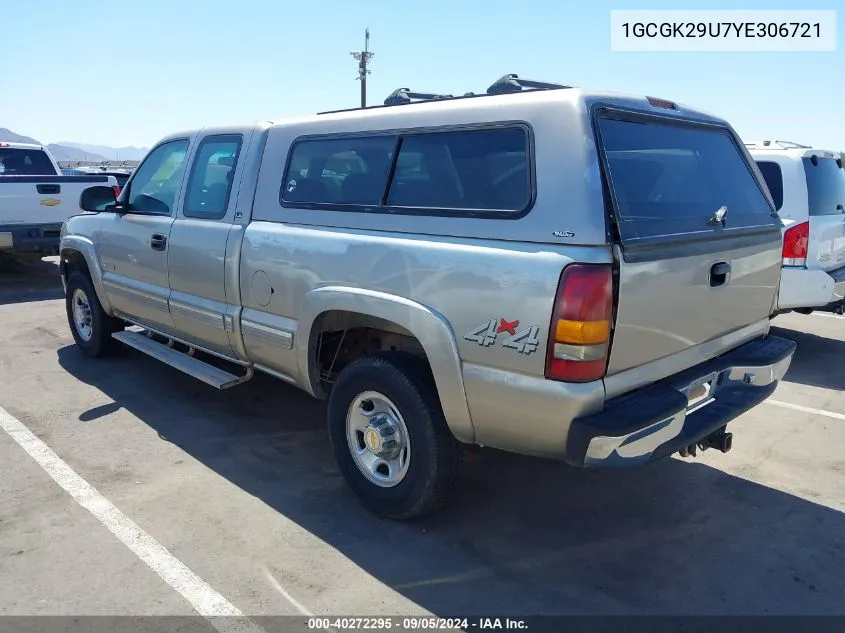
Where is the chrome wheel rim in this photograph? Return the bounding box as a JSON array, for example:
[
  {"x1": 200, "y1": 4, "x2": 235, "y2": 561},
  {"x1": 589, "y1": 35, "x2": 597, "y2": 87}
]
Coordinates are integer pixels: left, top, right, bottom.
[
  {"x1": 72, "y1": 288, "x2": 93, "y2": 342},
  {"x1": 346, "y1": 390, "x2": 411, "y2": 488}
]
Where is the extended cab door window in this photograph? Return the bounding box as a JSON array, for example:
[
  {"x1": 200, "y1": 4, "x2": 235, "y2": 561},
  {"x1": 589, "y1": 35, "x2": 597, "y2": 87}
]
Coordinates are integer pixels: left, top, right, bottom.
[
  {"x1": 126, "y1": 140, "x2": 190, "y2": 215},
  {"x1": 183, "y1": 135, "x2": 243, "y2": 220}
]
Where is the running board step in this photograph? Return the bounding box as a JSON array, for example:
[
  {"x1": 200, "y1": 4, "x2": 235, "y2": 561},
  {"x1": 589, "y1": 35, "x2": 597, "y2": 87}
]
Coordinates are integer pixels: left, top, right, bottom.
[{"x1": 112, "y1": 330, "x2": 252, "y2": 389}]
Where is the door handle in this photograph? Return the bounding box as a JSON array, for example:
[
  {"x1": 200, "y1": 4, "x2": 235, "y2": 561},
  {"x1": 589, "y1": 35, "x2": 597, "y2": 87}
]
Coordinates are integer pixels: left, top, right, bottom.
[
  {"x1": 37, "y1": 184, "x2": 61, "y2": 195},
  {"x1": 150, "y1": 234, "x2": 167, "y2": 251},
  {"x1": 710, "y1": 261, "x2": 730, "y2": 287}
]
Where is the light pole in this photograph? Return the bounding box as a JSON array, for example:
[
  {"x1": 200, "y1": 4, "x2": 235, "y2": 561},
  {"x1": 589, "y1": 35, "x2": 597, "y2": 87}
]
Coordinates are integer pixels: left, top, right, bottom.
[{"x1": 350, "y1": 28, "x2": 374, "y2": 108}]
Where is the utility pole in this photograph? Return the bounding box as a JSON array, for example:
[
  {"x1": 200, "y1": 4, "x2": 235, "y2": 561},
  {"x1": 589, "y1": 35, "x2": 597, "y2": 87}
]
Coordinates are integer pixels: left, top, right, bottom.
[{"x1": 350, "y1": 28, "x2": 374, "y2": 108}]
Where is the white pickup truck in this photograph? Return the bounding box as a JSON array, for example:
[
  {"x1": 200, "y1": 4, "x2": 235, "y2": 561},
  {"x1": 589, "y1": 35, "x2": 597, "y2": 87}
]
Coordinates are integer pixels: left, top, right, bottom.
[{"x1": 0, "y1": 142, "x2": 119, "y2": 260}]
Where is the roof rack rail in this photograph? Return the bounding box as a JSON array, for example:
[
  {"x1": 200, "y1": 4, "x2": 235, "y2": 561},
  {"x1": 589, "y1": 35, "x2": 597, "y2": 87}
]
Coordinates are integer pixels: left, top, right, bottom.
[
  {"x1": 772, "y1": 140, "x2": 812, "y2": 149},
  {"x1": 384, "y1": 88, "x2": 454, "y2": 106},
  {"x1": 486, "y1": 73, "x2": 570, "y2": 95},
  {"x1": 745, "y1": 140, "x2": 812, "y2": 150}
]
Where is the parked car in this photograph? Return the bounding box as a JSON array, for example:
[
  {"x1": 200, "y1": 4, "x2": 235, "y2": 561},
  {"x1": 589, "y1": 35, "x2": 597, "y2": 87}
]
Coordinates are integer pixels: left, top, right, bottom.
[
  {"x1": 0, "y1": 142, "x2": 118, "y2": 259},
  {"x1": 62, "y1": 166, "x2": 133, "y2": 190},
  {"x1": 60, "y1": 74, "x2": 795, "y2": 519},
  {"x1": 87, "y1": 167, "x2": 133, "y2": 189},
  {"x1": 746, "y1": 140, "x2": 845, "y2": 315},
  {"x1": 98, "y1": 170, "x2": 132, "y2": 189}
]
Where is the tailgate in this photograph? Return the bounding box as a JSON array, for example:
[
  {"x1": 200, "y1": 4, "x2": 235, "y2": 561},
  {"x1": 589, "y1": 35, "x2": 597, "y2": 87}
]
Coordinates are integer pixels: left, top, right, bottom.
[
  {"x1": 0, "y1": 176, "x2": 112, "y2": 225},
  {"x1": 0, "y1": 181, "x2": 69, "y2": 224},
  {"x1": 595, "y1": 111, "x2": 783, "y2": 374}
]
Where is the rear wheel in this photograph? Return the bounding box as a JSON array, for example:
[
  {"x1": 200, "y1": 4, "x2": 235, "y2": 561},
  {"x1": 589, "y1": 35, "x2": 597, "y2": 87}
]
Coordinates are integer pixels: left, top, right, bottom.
[
  {"x1": 327, "y1": 353, "x2": 462, "y2": 520},
  {"x1": 65, "y1": 271, "x2": 123, "y2": 358}
]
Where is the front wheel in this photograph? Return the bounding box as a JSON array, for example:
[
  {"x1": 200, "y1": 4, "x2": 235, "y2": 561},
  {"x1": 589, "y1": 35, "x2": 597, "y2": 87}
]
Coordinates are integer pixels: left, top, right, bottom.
[
  {"x1": 65, "y1": 271, "x2": 123, "y2": 358},
  {"x1": 327, "y1": 353, "x2": 462, "y2": 520}
]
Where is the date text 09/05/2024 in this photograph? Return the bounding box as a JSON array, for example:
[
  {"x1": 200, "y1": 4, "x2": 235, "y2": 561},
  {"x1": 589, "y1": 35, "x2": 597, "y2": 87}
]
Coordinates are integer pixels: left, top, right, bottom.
[
  {"x1": 306, "y1": 617, "x2": 529, "y2": 630},
  {"x1": 621, "y1": 22, "x2": 821, "y2": 38}
]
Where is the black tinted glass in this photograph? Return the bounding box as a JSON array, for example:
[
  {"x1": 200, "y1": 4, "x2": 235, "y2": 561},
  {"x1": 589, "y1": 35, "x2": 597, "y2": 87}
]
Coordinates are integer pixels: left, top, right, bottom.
[
  {"x1": 755, "y1": 161, "x2": 784, "y2": 211},
  {"x1": 386, "y1": 127, "x2": 530, "y2": 212},
  {"x1": 282, "y1": 136, "x2": 397, "y2": 206},
  {"x1": 0, "y1": 149, "x2": 56, "y2": 175},
  {"x1": 184, "y1": 135, "x2": 242, "y2": 220},
  {"x1": 598, "y1": 116, "x2": 776, "y2": 243},
  {"x1": 803, "y1": 157, "x2": 845, "y2": 217}
]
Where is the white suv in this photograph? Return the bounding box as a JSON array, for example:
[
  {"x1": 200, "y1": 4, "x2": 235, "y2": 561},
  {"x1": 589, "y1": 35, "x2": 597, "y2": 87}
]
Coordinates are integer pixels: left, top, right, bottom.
[{"x1": 747, "y1": 141, "x2": 845, "y2": 315}]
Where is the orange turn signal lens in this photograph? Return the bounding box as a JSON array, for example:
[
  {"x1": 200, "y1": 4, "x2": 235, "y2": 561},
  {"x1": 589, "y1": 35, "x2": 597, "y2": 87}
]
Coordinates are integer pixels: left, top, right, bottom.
[{"x1": 555, "y1": 319, "x2": 610, "y2": 345}]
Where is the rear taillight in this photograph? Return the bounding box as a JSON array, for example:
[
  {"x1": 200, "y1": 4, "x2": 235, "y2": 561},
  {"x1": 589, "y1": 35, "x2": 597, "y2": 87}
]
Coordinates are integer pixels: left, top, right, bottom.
[
  {"x1": 113, "y1": 185, "x2": 122, "y2": 199},
  {"x1": 782, "y1": 221, "x2": 809, "y2": 267},
  {"x1": 545, "y1": 264, "x2": 613, "y2": 383}
]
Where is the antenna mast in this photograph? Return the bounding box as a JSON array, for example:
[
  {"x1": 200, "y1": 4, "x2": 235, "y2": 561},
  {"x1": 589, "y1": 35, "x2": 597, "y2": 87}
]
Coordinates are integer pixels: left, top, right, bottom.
[{"x1": 350, "y1": 28, "x2": 374, "y2": 108}]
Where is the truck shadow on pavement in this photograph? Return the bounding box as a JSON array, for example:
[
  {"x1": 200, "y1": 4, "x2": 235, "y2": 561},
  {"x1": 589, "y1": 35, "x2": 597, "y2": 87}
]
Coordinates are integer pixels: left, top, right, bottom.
[
  {"x1": 57, "y1": 345, "x2": 845, "y2": 617},
  {"x1": 0, "y1": 256, "x2": 63, "y2": 306},
  {"x1": 770, "y1": 325, "x2": 845, "y2": 392}
]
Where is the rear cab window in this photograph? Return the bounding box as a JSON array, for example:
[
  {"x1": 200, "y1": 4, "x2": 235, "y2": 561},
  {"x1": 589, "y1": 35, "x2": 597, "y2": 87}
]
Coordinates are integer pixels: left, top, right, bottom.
[
  {"x1": 595, "y1": 113, "x2": 778, "y2": 246},
  {"x1": 280, "y1": 126, "x2": 531, "y2": 216},
  {"x1": 0, "y1": 148, "x2": 56, "y2": 175},
  {"x1": 803, "y1": 156, "x2": 845, "y2": 216}
]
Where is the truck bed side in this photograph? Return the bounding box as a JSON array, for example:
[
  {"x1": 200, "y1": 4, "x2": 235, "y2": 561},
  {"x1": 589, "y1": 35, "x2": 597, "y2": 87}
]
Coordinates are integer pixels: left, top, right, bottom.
[{"x1": 235, "y1": 222, "x2": 612, "y2": 450}]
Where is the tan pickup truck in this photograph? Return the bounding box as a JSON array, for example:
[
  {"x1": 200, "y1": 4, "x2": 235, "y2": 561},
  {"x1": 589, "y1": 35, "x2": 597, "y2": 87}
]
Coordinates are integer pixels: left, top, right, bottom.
[{"x1": 60, "y1": 74, "x2": 795, "y2": 519}]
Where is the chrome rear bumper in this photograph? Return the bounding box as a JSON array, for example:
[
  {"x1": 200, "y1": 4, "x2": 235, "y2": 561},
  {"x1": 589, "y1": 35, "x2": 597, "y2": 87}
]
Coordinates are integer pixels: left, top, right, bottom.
[{"x1": 565, "y1": 335, "x2": 796, "y2": 467}]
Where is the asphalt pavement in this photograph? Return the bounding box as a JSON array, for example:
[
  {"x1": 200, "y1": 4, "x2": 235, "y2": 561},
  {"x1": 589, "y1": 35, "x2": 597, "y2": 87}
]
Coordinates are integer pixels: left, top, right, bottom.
[{"x1": 1, "y1": 257, "x2": 843, "y2": 623}]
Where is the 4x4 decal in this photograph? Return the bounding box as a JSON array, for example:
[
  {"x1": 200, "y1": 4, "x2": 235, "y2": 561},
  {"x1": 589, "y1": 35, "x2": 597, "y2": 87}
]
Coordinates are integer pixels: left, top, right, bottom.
[
  {"x1": 502, "y1": 325, "x2": 541, "y2": 355},
  {"x1": 464, "y1": 318, "x2": 541, "y2": 355},
  {"x1": 464, "y1": 318, "x2": 498, "y2": 347}
]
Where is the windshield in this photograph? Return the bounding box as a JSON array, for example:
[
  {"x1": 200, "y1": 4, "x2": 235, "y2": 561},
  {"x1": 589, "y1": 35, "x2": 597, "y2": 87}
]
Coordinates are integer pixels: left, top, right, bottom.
[{"x1": 803, "y1": 156, "x2": 845, "y2": 216}]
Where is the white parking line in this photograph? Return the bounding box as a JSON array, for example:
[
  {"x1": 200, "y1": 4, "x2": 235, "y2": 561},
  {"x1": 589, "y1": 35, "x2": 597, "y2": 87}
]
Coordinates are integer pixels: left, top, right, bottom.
[
  {"x1": 262, "y1": 567, "x2": 315, "y2": 617},
  {"x1": 0, "y1": 405, "x2": 268, "y2": 633},
  {"x1": 810, "y1": 312, "x2": 845, "y2": 319},
  {"x1": 766, "y1": 399, "x2": 845, "y2": 421}
]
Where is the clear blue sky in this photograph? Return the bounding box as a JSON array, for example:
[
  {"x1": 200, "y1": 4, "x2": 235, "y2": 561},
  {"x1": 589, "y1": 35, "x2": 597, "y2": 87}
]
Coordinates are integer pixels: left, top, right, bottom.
[{"x1": 2, "y1": 0, "x2": 842, "y2": 149}]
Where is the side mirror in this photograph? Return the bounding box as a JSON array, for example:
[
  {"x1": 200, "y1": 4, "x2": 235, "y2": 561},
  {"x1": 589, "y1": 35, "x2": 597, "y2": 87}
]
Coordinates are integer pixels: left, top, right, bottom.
[{"x1": 80, "y1": 186, "x2": 118, "y2": 213}]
